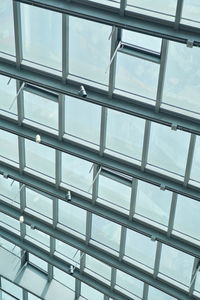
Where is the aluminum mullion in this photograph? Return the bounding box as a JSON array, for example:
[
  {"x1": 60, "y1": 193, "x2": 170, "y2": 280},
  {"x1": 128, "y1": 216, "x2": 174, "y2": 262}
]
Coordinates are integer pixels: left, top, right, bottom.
[
  {"x1": 0, "y1": 206, "x2": 197, "y2": 300},
  {"x1": 92, "y1": 164, "x2": 100, "y2": 205},
  {"x1": 167, "y1": 193, "x2": 177, "y2": 237},
  {"x1": 141, "y1": 120, "x2": 151, "y2": 171},
  {"x1": 153, "y1": 242, "x2": 162, "y2": 279},
  {"x1": 13, "y1": 1, "x2": 23, "y2": 67},
  {"x1": 14, "y1": 0, "x2": 200, "y2": 46},
  {"x1": 99, "y1": 107, "x2": 108, "y2": 156},
  {"x1": 62, "y1": 14, "x2": 69, "y2": 81},
  {"x1": 111, "y1": 268, "x2": 116, "y2": 290},
  {"x1": 17, "y1": 81, "x2": 24, "y2": 126},
  {"x1": 155, "y1": 39, "x2": 169, "y2": 112},
  {"x1": 189, "y1": 257, "x2": 199, "y2": 296},
  {"x1": 118, "y1": 46, "x2": 161, "y2": 64},
  {"x1": 86, "y1": 212, "x2": 92, "y2": 245},
  {"x1": 58, "y1": 94, "x2": 65, "y2": 140},
  {"x1": 1, "y1": 165, "x2": 200, "y2": 260},
  {"x1": 23, "y1": 290, "x2": 28, "y2": 300},
  {"x1": 2, "y1": 59, "x2": 200, "y2": 136},
  {"x1": 142, "y1": 283, "x2": 149, "y2": 300},
  {"x1": 75, "y1": 278, "x2": 81, "y2": 299},
  {"x1": 129, "y1": 178, "x2": 138, "y2": 220},
  {"x1": 119, "y1": 227, "x2": 126, "y2": 261},
  {"x1": 120, "y1": 0, "x2": 127, "y2": 16},
  {"x1": 184, "y1": 134, "x2": 196, "y2": 186},
  {"x1": 174, "y1": 0, "x2": 184, "y2": 29}
]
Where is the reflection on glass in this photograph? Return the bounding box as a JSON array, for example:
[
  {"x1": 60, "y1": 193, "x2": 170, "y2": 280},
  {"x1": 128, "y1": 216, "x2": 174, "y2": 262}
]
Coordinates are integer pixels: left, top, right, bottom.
[
  {"x1": 116, "y1": 270, "x2": 144, "y2": 298},
  {"x1": 115, "y1": 53, "x2": 159, "y2": 100},
  {"x1": 106, "y1": 109, "x2": 145, "y2": 160},
  {"x1": 148, "y1": 286, "x2": 176, "y2": 300},
  {"x1": 21, "y1": 3, "x2": 62, "y2": 70},
  {"x1": 65, "y1": 96, "x2": 101, "y2": 145},
  {"x1": 69, "y1": 16, "x2": 111, "y2": 85},
  {"x1": 148, "y1": 122, "x2": 190, "y2": 176},
  {"x1": 190, "y1": 136, "x2": 200, "y2": 182},
  {"x1": 182, "y1": 0, "x2": 200, "y2": 27},
  {"x1": 135, "y1": 180, "x2": 172, "y2": 226},
  {"x1": 0, "y1": 130, "x2": 19, "y2": 164},
  {"x1": 26, "y1": 188, "x2": 52, "y2": 219},
  {"x1": 0, "y1": 75, "x2": 17, "y2": 115},
  {"x1": 0, "y1": 0, "x2": 15, "y2": 56}
]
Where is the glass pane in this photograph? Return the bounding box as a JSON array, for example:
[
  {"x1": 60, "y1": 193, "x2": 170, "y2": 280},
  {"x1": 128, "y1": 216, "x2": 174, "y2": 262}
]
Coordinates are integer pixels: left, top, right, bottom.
[
  {"x1": 122, "y1": 30, "x2": 161, "y2": 53},
  {"x1": 0, "y1": 0, "x2": 15, "y2": 56},
  {"x1": 29, "y1": 253, "x2": 48, "y2": 272},
  {"x1": 26, "y1": 188, "x2": 52, "y2": 219},
  {"x1": 0, "y1": 177, "x2": 20, "y2": 205},
  {"x1": 190, "y1": 136, "x2": 200, "y2": 182},
  {"x1": 148, "y1": 286, "x2": 176, "y2": 300},
  {"x1": 58, "y1": 200, "x2": 86, "y2": 236},
  {"x1": 106, "y1": 109, "x2": 145, "y2": 160},
  {"x1": 163, "y1": 42, "x2": 200, "y2": 116},
  {"x1": 0, "y1": 75, "x2": 17, "y2": 115},
  {"x1": 148, "y1": 122, "x2": 190, "y2": 176},
  {"x1": 81, "y1": 282, "x2": 104, "y2": 300},
  {"x1": 24, "y1": 91, "x2": 58, "y2": 130},
  {"x1": 98, "y1": 174, "x2": 131, "y2": 212},
  {"x1": 25, "y1": 139, "x2": 55, "y2": 179},
  {"x1": 159, "y1": 244, "x2": 194, "y2": 286},
  {"x1": 174, "y1": 195, "x2": 200, "y2": 241},
  {"x1": 115, "y1": 53, "x2": 159, "y2": 100},
  {"x1": 26, "y1": 226, "x2": 50, "y2": 248},
  {"x1": 91, "y1": 215, "x2": 121, "y2": 251},
  {"x1": 85, "y1": 255, "x2": 111, "y2": 282},
  {"x1": 1, "y1": 278, "x2": 22, "y2": 300},
  {"x1": 182, "y1": 0, "x2": 200, "y2": 27},
  {"x1": 135, "y1": 180, "x2": 172, "y2": 226},
  {"x1": 125, "y1": 229, "x2": 157, "y2": 269},
  {"x1": 65, "y1": 96, "x2": 101, "y2": 145},
  {"x1": 0, "y1": 130, "x2": 19, "y2": 164},
  {"x1": 61, "y1": 153, "x2": 93, "y2": 193},
  {"x1": 21, "y1": 3, "x2": 62, "y2": 70},
  {"x1": 116, "y1": 270, "x2": 144, "y2": 298},
  {"x1": 69, "y1": 17, "x2": 111, "y2": 85}
]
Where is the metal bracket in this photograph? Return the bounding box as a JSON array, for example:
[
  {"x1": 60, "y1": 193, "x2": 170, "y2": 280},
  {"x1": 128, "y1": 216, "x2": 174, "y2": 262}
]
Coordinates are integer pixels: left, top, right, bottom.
[
  {"x1": 171, "y1": 123, "x2": 178, "y2": 131},
  {"x1": 187, "y1": 40, "x2": 194, "y2": 48},
  {"x1": 3, "y1": 172, "x2": 9, "y2": 179},
  {"x1": 151, "y1": 235, "x2": 157, "y2": 242},
  {"x1": 160, "y1": 184, "x2": 166, "y2": 191}
]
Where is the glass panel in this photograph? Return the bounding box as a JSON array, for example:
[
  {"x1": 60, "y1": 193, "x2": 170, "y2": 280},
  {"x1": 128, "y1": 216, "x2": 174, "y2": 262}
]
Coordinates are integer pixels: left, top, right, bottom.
[
  {"x1": 0, "y1": 177, "x2": 20, "y2": 205},
  {"x1": 98, "y1": 174, "x2": 131, "y2": 212},
  {"x1": 0, "y1": 75, "x2": 17, "y2": 116},
  {"x1": 0, "y1": 130, "x2": 19, "y2": 164},
  {"x1": 163, "y1": 42, "x2": 200, "y2": 116},
  {"x1": 174, "y1": 195, "x2": 200, "y2": 241},
  {"x1": 54, "y1": 267, "x2": 75, "y2": 290},
  {"x1": 1, "y1": 278, "x2": 22, "y2": 300},
  {"x1": 0, "y1": 212, "x2": 20, "y2": 234},
  {"x1": 190, "y1": 136, "x2": 200, "y2": 182},
  {"x1": 65, "y1": 96, "x2": 101, "y2": 145},
  {"x1": 25, "y1": 139, "x2": 55, "y2": 179},
  {"x1": 0, "y1": 0, "x2": 15, "y2": 56},
  {"x1": 69, "y1": 17, "x2": 111, "y2": 85},
  {"x1": 122, "y1": 30, "x2": 161, "y2": 53},
  {"x1": 26, "y1": 226, "x2": 50, "y2": 249},
  {"x1": 58, "y1": 200, "x2": 86, "y2": 236},
  {"x1": 115, "y1": 53, "x2": 159, "y2": 100},
  {"x1": 125, "y1": 229, "x2": 157, "y2": 269},
  {"x1": 61, "y1": 153, "x2": 93, "y2": 193},
  {"x1": 29, "y1": 253, "x2": 48, "y2": 272},
  {"x1": 159, "y1": 244, "x2": 194, "y2": 286},
  {"x1": 148, "y1": 286, "x2": 176, "y2": 300},
  {"x1": 21, "y1": 3, "x2": 62, "y2": 70},
  {"x1": 182, "y1": 0, "x2": 200, "y2": 27},
  {"x1": 106, "y1": 109, "x2": 145, "y2": 161},
  {"x1": 26, "y1": 188, "x2": 53, "y2": 219},
  {"x1": 24, "y1": 91, "x2": 58, "y2": 130},
  {"x1": 148, "y1": 122, "x2": 190, "y2": 176},
  {"x1": 127, "y1": 0, "x2": 177, "y2": 20},
  {"x1": 91, "y1": 215, "x2": 121, "y2": 252},
  {"x1": 81, "y1": 282, "x2": 104, "y2": 300},
  {"x1": 55, "y1": 240, "x2": 78, "y2": 264},
  {"x1": 85, "y1": 255, "x2": 111, "y2": 282},
  {"x1": 135, "y1": 180, "x2": 172, "y2": 226},
  {"x1": 116, "y1": 270, "x2": 144, "y2": 298}
]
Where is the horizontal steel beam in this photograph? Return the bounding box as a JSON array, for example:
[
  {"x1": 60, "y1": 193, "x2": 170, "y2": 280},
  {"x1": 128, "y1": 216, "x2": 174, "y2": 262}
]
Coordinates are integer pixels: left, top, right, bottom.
[
  {"x1": 0, "y1": 207, "x2": 196, "y2": 300},
  {"x1": 15, "y1": 0, "x2": 200, "y2": 46},
  {"x1": 0, "y1": 164, "x2": 199, "y2": 263},
  {"x1": 0, "y1": 115, "x2": 200, "y2": 202},
  {"x1": 0, "y1": 226, "x2": 131, "y2": 300},
  {"x1": 1, "y1": 58, "x2": 200, "y2": 136}
]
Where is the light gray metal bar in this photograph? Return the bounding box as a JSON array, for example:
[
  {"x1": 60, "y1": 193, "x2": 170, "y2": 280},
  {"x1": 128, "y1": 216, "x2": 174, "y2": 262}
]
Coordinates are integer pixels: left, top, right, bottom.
[
  {"x1": 167, "y1": 193, "x2": 178, "y2": 237},
  {"x1": 119, "y1": 227, "x2": 126, "y2": 261},
  {"x1": 15, "y1": 0, "x2": 200, "y2": 46},
  {"x1": 184, "y1": 134, "x2": 196, "y2": 186},
  {"x1": 85, "y1": 212, "x2": 92, "y2": 245},
  {"x1": 129, "y1": 178, "x2": 138, "y2": 220},
  {"x1": 120, "y1": 0, "x2": 127, "y2": 16},
  {"x1": 111, "y1": 268, "x2": 117, "y2": 290},
  {"x1": 99, "y1": 107, "x2": 108, "y2": 156},
  {"x1": 1, "y1": 116, "x2": 200, "y2": 202},
  {"x1": 1, "y1": 59, "x2": 200, "y2": 136},
  {"x1": 155, "y1": 39, "x2": 169, "y2": 112},
  {"x1": 141, "y1": 120, "x2": 151, "y2": 171},
  {"x1": 58, "y1": 94, "x2": 65, "y2": 140},
  {"x1": 62, "y1": 14, "x2": 69, "y2": 81},
  {"x1": 153, "y1": 242, "x2": 162, "y2": 278},
  {"x1": 17, "y1": 81, "x2": 24, "y2": 126},
  {"x1": 189, "y1": 257, "x2": 199, "y2": 295},
  {"x1": 92, "y1": 164, "x2": 100, "y2": 205},
  {"x1": 119, "y1": 46, "x2": 161, "y2": 64},
  {"x1": 142, "y1": 283, "x2": 149, "y2": 300},
  {"x1": 13, "y1": 1, "x2": 23, "y2": 67},
  {"x1": 174, "y1": 0, "x2": 184, "y2": 29},
  {"x1": 1, "y1": 164, "x2": 200, "y2": 260}
]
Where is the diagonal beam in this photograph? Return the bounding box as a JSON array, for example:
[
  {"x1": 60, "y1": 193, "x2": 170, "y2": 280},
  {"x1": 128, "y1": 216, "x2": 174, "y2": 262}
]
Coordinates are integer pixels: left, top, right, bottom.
[
  {"x1": 15, "y1": 0, "x2": 200, "y2": 46},
  {"x1": 0, "y1": 116, "x2": 200, "y2": 202},
  {"x1": 0, "y1": 164, "x2": 200, "y2": 261},
  {"x1": 1, "y1": 58, "x2": 200, "y2": 136},
  {"x1": 0, "y1": 214, "x2": 197, "y2": 300}
]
